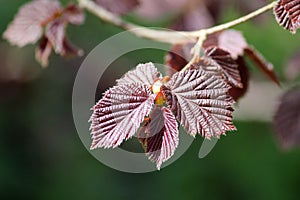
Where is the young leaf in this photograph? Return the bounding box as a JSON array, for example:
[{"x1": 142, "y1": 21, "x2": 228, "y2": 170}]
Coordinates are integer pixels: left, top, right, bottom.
[
  {"x1": 3, "y1": 0, "x2": 62, "y2": 47},
  {"x1": 161, "y1": 70, "x2": 236, "y2": 138},
  {"x1": 117, "y1": 62, "x2": 162, "y2": 86},
  {"x1": 200, "y1": 47, "x2": 242, "y2": 88},
  {"x1": 273, "y1": 87, "x2": 300, "y2": 149},
  {"x1": 35, "y1": 36, "x2": 53, "y2": 67},
  {"x1": 89, "y1": 83, "x2": 155, "y2": 149},
  {"x1": 203, "y1": 30, "x2": 248, "y2": 59},
  {"x1": 274, "y1": 0, "x2": 300, "y2": 34},
  {"x1": 94, "y1": 0, "x2": 139, "y2": 15},
  {"x1": 165, "y1": 43, "x2": 193, "y2": 76},
  {"x1": 244, "y1": 47, "x2": 280, "y2": 85},
  {"x1": 139, "y1": 106, "x2": 179, "y2": 170}
]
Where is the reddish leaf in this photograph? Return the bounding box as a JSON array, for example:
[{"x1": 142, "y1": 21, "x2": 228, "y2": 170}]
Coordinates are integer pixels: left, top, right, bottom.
[
  {"x1": 139, "y1": 106, "x2": 179, "y2": 169},
  {"x1": 94, "y1": 0, "x2": 139, "y2": 15},
  {"x1": 3, "y1": 0, "x2": 62, "y2": 47},
  {"x1": 35, "y1": 36, "x2": 53, "y2": 67},
  {"x1": 117, "y1": 62, "x2": 162, "y2": 86},
  {"x1": 165, "y1": 43, "x2": 194, "y2": 76},
  {"x1": 203, "y1": 30, "x2": 247, "y2": 59},
  {"x1": 45, "y1": 18, "x2": 66, "y2": 54},
  {"x1": 61, "y1": 38, "x2": 84, "y2": 57},
  {"x1": 90, "y1": 83, "x2": 155, "y2": 149},
  {"x1": 161, "y1": 70, "x2": 236, "y2": 138},
  {"x1": 244, "y1": 47, "x2": 280, "y2": 85},
  {"x1": 200, "y1": 47, "x2": 242, "y2": 88},
  {"x1": 228, "y1": 57, "x2": 250, "y2": 101},
  {"x1": 273, "y1": 87, "x2": 300, "y2": 149},
  {"x1": 274, "y1": 0, "x2": 300, "y2": 33}
]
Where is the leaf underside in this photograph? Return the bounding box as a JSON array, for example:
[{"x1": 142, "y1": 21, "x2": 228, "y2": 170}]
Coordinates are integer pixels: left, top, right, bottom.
[{"x1": 161, "y1": 70, "x2": 236, "y2": 138}]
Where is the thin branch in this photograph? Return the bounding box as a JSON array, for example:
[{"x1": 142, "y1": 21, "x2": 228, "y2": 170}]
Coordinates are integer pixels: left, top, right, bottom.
[
  {"x1": 203, "y1": 1, "x2": 278, "y2": 35},
  {"x1": 77, "y1": 0, "x2": 195, "y2": 44},
  {"x1": 79, "y1": 0, "x2": 277, "y2": 44}
]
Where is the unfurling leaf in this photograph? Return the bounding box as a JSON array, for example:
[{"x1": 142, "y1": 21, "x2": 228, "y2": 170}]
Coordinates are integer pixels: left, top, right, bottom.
[
  {"x1": 90, "y1": 83, "x2": 155, "y2": 149},
  {"x1": 3, "y1": 0, "x2": 85, "y2": 67},
  {"x1": 203, "y1": 30, "x2": 247, "y2": 59},
  {"x1": 3, "y1": 0, "x2": 61, "y2": 47},
  {"x1": 244, "y1": 47, "x2": 280, "y2": 85},
  {"x1": 117, "y1": 62, "x2": 162, "y2": 86},
  {"x1": 35, "y1": 36, "x2": 53, "y2": 67},
  {"x1": 161, "y1": 70, "x2": 236, "y2": 138},
  {"x1": 94, "y1": 0, "x2": 139, "y2": 15},
  {"x1": 274, "y1": 0, "x2": 300, "y2": 33},
  {"x1": 139, "y1": 106, "x2": 179, "y2": 170},
  {"x1": 273, "y1": 87, "x2": 300, "y2": 149},
  {"x1": 200, "y1": 47, "x2": 242, "y2": 88}
]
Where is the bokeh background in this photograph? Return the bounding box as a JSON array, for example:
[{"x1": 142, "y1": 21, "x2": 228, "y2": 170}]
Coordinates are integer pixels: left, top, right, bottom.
[{"x1": 1, "y1": 0, "x2": 300, "y2": 199}]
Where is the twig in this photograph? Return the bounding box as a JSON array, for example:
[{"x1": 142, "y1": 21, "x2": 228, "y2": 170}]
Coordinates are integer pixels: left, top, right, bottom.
[{"x1": 78, "y1": 0, "x2": 277, "y2": 70}]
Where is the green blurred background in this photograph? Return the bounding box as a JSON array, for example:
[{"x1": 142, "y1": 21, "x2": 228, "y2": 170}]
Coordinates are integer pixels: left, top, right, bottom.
[{"x1": 1, "y1": 1, "x2": 300, "y2": 199}]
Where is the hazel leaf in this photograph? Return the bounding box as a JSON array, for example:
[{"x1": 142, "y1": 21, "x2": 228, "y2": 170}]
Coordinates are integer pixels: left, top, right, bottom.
[
  {"x1": 89, "y1": 83, "x2": 155, "y2": 149},
  {"x1": 139, "y1": 105, "x2": 179, "y2": 170},
  {"x1": 274, "y1": 0, "x2": 300, "y2": 34},
  {"x1": 161, "y1": 70, "x2": 236, "y2": 138},
  {"x1": 117, "y1": 62, "x2": 162, "y2": 87},
  {"x1": 3, "y1": 0, "x2": 62, "y2": 47}
]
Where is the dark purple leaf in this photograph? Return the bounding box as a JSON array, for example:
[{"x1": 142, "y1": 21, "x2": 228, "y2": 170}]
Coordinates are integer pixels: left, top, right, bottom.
[
  {"x1": 90, "y1": 83, "x2": 155, "y2": 149},
  {"x1": 3, "y1": 0, "x2": 62, "y2": 47},
  {"x1": 273, "y1": 87, "x2": 300, "y2": 149},
  {"x1": 274, "y1": 0, "x2": 300, "y2": 34},
  {"x1": 94, "y1": 0, "x2": 139, "y2": 15},
  {"x1": 165, "y1": 43, "x2": 194, "y2": 76},
  {"x1": 200, "y1": 47, "x2": 242, "y2": 88},
  {"x1": 117, "y1": 62, "x2": 162, "y2": 86},
  {"x1": 228, "y1": 57, "x2": 250, "y2": 101},
  {"x1": 244, "y1": 47, "x2": 280, "y2": 85},
  {"x1": 35, "y1": 36, "x2": 53, "y2": 67},
  {"x1": 161, "y1": 70, "x2": 236, "y2": 138},
  {"x1": 139, "y1": 105, "x2": 179, "y2": 169}
]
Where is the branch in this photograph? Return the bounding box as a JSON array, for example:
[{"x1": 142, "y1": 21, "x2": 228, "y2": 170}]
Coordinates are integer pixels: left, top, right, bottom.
[
  {"x1": 77, "y1": 0, "x2": 195, "y2": 44},
  {"x1": 78, "y1": 0, "x2": 277, "y2": 44}
]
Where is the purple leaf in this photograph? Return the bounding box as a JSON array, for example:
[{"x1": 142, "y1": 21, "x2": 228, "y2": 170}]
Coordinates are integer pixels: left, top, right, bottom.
[
  {"x1": 274, "y1": 0, "x2": 300, "y2": 34},
  {"x1": 203, "y1": 30, "x2": 248, "y2": 59},
  {"x1": 161, "y1": 70, "x2": 236, "y2": 138},
  {"x1": 90, "y1": 83, "x2": 155, "y2": 149},
  {"x1": 228, "y1": 57, "x2": 250, "y2": 101},
  {"x1": 139, "y1": 106, "x2": 179, "y2": 169},
  {"x1": 35, "y1": 36, "x2": 53, "y2": 67},
  {"x1": 117, "y1": 62, "x2": 162, "y2": 86},
  {"x1": 3, "y1": 0, "x2": 62, "y2": 47},
  {"x1": 273, "y1": 87, "x2": 300, "y2": 149},
  {"x1": 94, "y1": 0, "x2": 139, "y2": 15},
  {"x1": 200, "y1": 47, "x2": 242, "y2": 88},
  {"x1": 165, "y1": 43, "x2": 193, "y2": 76}
]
